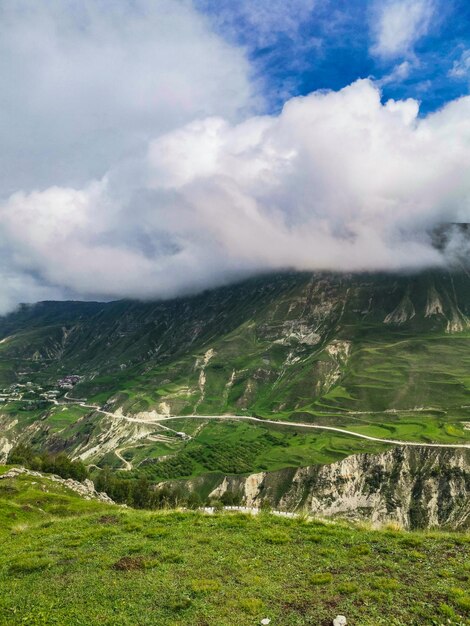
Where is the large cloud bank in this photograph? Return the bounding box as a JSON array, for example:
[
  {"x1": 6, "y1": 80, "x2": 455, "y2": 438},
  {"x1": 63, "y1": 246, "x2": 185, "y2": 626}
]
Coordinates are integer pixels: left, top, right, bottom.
[
  {"x1": 1, "y1": 79, "x2": 470, "y2": 313},
  {"x1": 0, "y1": 2, "x2": 469, "y2": 314},
  {"x1": 0, "y1": 0, "x2": 255, "y2": 196}
]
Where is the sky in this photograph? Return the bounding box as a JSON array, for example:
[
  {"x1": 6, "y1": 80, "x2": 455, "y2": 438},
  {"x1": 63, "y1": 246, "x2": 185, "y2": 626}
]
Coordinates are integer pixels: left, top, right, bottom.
[{"x1": 0, "y1": 0, "x2": 470, "y2": 312}]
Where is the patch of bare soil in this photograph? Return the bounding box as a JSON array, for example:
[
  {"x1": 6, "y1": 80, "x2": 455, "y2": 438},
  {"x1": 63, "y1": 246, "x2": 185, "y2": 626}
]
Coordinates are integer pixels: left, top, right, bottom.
[
  {"x1": 98, "y1": 514, "x2": 119, "y2": 525},
  {"x1": 112, "y1": 556, "x2": 145, "y2": 571}
]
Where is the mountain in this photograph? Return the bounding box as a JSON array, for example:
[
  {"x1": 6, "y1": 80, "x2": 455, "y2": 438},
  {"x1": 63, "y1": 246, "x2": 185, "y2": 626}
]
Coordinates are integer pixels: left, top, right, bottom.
[{"x1": 0, "y1": 266, "x2": 469, "y2": 520}]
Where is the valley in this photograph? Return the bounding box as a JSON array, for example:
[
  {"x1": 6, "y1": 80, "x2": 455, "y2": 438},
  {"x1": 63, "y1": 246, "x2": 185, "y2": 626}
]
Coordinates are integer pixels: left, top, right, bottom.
[
  {"x1": 3, "y1": 5, "x2": 470, "y2": 624},
  {"x1": 0, "y1": 269, "x2": 469, "y2": 524}
]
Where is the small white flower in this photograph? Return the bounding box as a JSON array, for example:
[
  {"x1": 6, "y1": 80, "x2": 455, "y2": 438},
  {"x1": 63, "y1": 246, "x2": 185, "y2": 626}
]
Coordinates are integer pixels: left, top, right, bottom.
[
  {"x1": 260, "y1": 619, "x2": 271, "y2": 626},
  {"x1": 333, "y1": 616, "x2": 347, "y2": 626}
]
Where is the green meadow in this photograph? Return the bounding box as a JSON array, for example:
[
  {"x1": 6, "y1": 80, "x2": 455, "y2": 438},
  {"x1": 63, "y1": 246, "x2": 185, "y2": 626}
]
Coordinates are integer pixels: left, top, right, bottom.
[{"x1": 0, "y1": 467, "x2": 469, "y2": 626}]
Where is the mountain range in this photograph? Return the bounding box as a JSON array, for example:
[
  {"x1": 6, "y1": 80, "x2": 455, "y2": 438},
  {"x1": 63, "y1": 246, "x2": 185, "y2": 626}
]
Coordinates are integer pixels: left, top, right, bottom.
[{"x1": 0, "y1": 265, "x2": 469, "y2": 527}]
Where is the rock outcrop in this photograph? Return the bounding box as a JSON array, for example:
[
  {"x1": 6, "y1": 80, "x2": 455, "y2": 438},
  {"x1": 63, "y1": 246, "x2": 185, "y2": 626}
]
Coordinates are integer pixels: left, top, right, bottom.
[
  {"x1": 0, "y1": 467, "x2": 114, "y2": 504},
  {"x1": 207, "y1": 447, "x2": 470, "y2": 530}
]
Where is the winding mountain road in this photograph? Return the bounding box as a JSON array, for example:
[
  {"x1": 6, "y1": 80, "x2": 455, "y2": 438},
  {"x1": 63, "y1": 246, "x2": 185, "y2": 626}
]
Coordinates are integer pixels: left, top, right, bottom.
[
  {"x1": 114, "y1": 447, "x2": 132, "y2": 471},
  {"x1": 45, "y1": 398, "x2": 470, "y2": 450},
  {"x1": 70, "y1": 399, "x2": 470, "y2": 450},
  {"x1": 156, "y1": 414, "x2": 470, "y2": 449}
]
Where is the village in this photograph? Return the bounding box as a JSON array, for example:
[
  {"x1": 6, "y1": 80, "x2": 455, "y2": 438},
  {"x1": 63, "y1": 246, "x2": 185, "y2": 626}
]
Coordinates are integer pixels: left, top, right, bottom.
[{"x1": 0, "y1": 374, "x2": 83, "y2": 406}]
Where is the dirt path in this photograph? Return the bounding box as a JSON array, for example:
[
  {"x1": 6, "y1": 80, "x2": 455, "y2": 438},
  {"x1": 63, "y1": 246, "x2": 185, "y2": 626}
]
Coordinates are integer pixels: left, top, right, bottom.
[
  {"x1": 114, "y1": 447, "x2": 132, "y2": 471},
  {"x1": 74, "y1": 402, "x2": 192, "y2": 440}
]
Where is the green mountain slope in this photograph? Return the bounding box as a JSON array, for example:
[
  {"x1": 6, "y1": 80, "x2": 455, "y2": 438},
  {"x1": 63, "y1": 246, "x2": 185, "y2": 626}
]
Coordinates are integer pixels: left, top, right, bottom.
[
  {"x1": 0, "y1": 269, "x2": 469, "y2": 480},
  {"x1": 0, "y1": 466, "x2": 469, "y2": 626}
]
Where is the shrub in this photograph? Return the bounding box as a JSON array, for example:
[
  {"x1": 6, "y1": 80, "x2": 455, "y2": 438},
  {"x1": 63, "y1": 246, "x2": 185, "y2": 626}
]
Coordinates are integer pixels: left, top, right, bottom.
[
  {"x1": 310, "y1": 572, "x2": 333, "y2": 585},
  {"x1": 8, "y1": 445, "x2": 88, "y2": 481},
  {"x1": 190, "y1": 579, "x2": 221, "y2": 593},
  {"x1": 220, "y1": 491, "x2": 243, "y2": 506},
  {"x1": 338, "y1": 582, "x2": 359, "y2": 594}
]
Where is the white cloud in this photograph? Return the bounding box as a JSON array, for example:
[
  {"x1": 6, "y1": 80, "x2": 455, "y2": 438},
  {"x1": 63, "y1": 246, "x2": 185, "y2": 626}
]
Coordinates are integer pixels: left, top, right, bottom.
[
  {"x1": 236, "y1": 0, "x2": 316, "y2": 44},
  {"x1": 449, "y1": 49, "x2": 470, "y2": 79},
  {"x1": 0, "y1": 0, "x2": 256, "y2": 197},
  {"x1": 370, "y1": 0, "x2": 435, "y2": 59},
  {"x1": 0, "y1": 272, "x2": 64, "y2": 317},
  {"x1": 2, "y1": 79, "x2": 470, "y2": 311},
  {"x1": 377, "y1": 60, "x2": 412, "y2": 86},
  {"x1": 199, "y1": 0, "x2": 316, "y2": 47}
]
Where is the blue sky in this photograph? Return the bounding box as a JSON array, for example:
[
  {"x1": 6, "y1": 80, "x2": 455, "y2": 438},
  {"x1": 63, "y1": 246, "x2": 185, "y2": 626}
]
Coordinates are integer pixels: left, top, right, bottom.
[{"x1": 198, "y1": 0, "x2": 470, "y2": 114}]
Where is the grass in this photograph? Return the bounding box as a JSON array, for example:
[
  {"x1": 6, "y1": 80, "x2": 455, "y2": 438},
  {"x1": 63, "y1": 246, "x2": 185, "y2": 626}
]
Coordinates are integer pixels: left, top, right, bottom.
[
  {"x1": 43, "y1": 405, "x2": 91, "y2": 432},
  {"x1": 3, "y1": 382, "x2": 467, "y2": 484},
  {"x1": 78, "y1": 328, "x2": 470, "y2": 476},
  {"x1": 0, "y1": 468, "x2": 469, "y2": 625}
]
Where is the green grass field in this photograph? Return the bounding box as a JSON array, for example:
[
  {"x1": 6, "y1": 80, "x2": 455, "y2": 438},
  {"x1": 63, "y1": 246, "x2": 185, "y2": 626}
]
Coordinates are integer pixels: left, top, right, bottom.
[{"x1": 0, "y1": 467, "x2": 469, "y2": 626}]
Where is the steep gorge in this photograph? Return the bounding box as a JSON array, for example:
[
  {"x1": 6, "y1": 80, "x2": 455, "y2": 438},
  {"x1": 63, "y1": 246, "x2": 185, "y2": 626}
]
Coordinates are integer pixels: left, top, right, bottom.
[{"x1": 203, "y1": 447, "x2": 470, "y2": 530}]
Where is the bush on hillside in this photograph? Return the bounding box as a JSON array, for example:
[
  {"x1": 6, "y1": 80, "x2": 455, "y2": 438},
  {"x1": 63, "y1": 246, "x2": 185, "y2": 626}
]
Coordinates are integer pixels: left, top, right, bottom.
[
  {"x1": 7, "y1": 444, "x2": 88, "y2": 481},
  {"x1": 94, "y1": 467, "x2": 203, "y2": 510}
]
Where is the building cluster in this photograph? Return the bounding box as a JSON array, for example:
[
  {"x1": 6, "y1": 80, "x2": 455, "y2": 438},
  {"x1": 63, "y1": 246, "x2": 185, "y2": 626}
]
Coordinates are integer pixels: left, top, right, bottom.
[
  {"x1": 0, "y1": 381, "x2": 45, "y2": 404},
  {"x1": 58, "y1": 375, "x2": 82, "y2": 390}
]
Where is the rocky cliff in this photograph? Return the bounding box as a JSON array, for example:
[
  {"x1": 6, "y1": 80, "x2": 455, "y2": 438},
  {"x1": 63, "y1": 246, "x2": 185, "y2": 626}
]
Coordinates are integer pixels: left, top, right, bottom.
[{"x1": 206, "y1": 447, "x2": 470, "y2": 530}]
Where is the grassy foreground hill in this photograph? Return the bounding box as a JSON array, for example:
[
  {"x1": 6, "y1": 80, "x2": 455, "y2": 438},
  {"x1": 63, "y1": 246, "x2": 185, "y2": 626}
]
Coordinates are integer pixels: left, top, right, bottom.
[{"x1": 0, "y1": 466, "x2": 469, "y2": 626}]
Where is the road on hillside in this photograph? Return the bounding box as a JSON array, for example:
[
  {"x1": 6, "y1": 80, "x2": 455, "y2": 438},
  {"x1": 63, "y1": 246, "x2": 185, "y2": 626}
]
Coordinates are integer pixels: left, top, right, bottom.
[
  {"x1": 155, "y1": 414, "x2": 470, "y2": 449},
  {"x1": 70, "y1": 400, "x2": 470, "y2": 450},
  {"x1": 114, "y1": 447, "x2": 132, "y2": 471}
]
